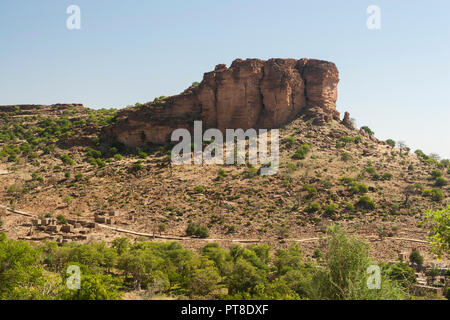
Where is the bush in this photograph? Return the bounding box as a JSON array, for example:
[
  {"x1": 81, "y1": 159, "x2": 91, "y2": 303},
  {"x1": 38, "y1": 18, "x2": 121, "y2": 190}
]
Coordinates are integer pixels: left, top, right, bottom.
[
  {"x1": 339, "y1": 177, "x2": 355, "y2": 185},
  {"x1": 193, "y1": 185, "x2": 205, "y2": 193},
  {"x1": 351, "y1": 183, "x2": 369, "y2": 195},
  {"x1": 86, "y1": 148, "x2": 102, "y2": 158},
  {"x1": 409, "y1": 250, "x2": 423, "y2": 266},
  {"x1": 382, "y1": 173, "x2": 393, "y2": 181},
  {"x1": 284, "y1": 137, "x2": 295, "y2": 146},
  {"x1": 293, "y1": 143, "x2": 311, "y2": 160},
  {"x1": 137, "y1": 151, "x2": 147, "y2": 159},
  {"x1": 324, "y1": 203, "x2": 338, "y2": 215},
  {"x1": 361, "y1": 126, "x2": 374, "y2": 136},
  {"x1": 60, "y1": 154, "x2": 74, "y2": 165},
  {"x1": 307, "y1": 202, "x2": 321, "y2": 213},
  {"x1": 385, "y1": 262, "x2": 416, "y2": 288},
  {"x1": 341, "y1": 152, "x2": 351, "y2": 162},
  {"x1": 303, "y1": 184, "x2": 318, "y2": 199},
  {"x1": 431, "y1": 170, "x2": 442, "y2": 179},
  {"x1": 245, "y1": 164, "x2": 258, "y2": 178},
  {"x1": 355, "y1": 196, "x2": 375, "y2": 210},
  {"x1": 56, "y1": 214, "x2": 67, "y2": 225},
  {"x1": 434, "y1": 177, "x2": 447, "y2": 187},
  {"x1": 365, "y1": 166, "x2": 377, "y2": 175},
  {"x1": 133, "y1": 161, "x2": 143, "y2": 171},
  {"x1": 386, "y1": 139, "x2": 396, "y2": 148},
  {"x1": 424, "y1": 189, "x2": 444, "y2": 202},
  {"x1": 186, "y1": 222, "x2": 209, "y2": 238}
]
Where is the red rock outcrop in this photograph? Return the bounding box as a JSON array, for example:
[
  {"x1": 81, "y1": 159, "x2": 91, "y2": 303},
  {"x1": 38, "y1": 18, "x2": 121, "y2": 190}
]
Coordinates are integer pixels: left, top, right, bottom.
[
  {"x1": 342, "y1": 111, "x2": 354, "y2": 129},
  {"x1": 106, "y1": 58, "x2": 340, "y2": 147}
]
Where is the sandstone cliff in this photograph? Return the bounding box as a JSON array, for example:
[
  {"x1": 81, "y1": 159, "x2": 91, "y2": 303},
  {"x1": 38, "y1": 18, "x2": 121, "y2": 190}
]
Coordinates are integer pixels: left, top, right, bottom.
[{"x1": 106, "y1": 58, "x2": 340, "y2": 147}]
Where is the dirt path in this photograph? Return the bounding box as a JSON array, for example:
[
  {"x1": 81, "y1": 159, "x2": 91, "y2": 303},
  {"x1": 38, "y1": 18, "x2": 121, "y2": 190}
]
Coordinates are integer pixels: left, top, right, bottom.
[{"x1": 0, "y1": 204, "x2": 430, "y2": 245}]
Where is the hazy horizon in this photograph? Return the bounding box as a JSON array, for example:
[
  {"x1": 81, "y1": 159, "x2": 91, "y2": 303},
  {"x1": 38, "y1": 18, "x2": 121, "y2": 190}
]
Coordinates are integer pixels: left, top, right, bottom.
[{"x1": 1, "y1": 0, "x2": 449, "y2": 158}]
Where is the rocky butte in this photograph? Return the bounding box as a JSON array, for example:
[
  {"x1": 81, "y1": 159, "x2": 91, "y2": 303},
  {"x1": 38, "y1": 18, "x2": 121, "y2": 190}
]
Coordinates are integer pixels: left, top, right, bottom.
[{"x1": 106, "y1": 58, "x2": 341, "y2": 147}]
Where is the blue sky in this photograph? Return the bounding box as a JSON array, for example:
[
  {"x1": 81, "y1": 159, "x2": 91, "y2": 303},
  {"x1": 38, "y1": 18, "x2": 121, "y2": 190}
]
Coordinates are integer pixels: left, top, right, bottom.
[{"x1": 0, "y1": 0, "x2": 449, "y2": 158}]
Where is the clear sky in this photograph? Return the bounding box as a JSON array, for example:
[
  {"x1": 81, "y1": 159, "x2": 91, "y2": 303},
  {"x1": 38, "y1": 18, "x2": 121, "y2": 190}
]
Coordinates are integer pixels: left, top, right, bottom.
[{"x1": 0, "y1": 0, "x2": 449, "y2": 158}]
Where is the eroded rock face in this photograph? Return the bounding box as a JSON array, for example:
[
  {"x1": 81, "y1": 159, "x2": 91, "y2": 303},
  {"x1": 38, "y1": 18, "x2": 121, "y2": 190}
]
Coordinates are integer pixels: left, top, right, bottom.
[
  {"x1": 106, "y1": 58, "x2": 340, "y2": 147},
  {"x1": 342, "y1": 111, "x2": 354, "y2": 129}
]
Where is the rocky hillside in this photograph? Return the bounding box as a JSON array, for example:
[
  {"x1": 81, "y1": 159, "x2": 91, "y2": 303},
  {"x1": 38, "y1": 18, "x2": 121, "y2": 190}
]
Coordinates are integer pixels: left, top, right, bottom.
[{"x1": 0, "y1": 59, "x2": 448, "y2": 266}]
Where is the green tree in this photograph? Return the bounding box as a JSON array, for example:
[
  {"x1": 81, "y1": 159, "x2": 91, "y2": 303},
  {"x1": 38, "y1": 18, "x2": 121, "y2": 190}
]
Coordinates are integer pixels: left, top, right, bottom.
[
  {"x1": 423, "y1": 205, "x2": 450, "y2": 258},
  {"x1": 307, "y1": 226, "x2": 404, "y2": 300},
  {"x1": 386, "y1": 139, "x2": 396, "y2": 148}
]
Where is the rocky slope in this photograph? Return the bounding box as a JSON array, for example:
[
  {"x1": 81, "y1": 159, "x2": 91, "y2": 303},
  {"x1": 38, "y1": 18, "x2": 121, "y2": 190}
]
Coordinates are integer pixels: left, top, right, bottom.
[{"x1": 106, "y1": 58, "x2": 340, "y2": 147}]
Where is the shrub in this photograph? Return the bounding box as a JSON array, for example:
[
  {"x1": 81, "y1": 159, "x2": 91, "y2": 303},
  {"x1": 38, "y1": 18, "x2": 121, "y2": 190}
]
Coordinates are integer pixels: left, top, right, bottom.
[
  {"x1": 431, "y1": 170, "x2": 442, "y2": 179},
  {"x1": 434, "y1": 177, "x2": 447, "y2": 187},
  {"x1": 339, "y1": 177, "x2": 355, "y2": 185},
  {"x1": 307, "y1": 202, "x2": 321, "y2": 213},
  {"x1": 386, "y1": 139, "x2": 396, "y2": 148},
  {"x1": 186, "y1": 222, "x2": 209, "y2": 238},
  {"x1": 415, "y1": 149, "x2": 429, "y2": 160},
  {"x1": 345, "y1": 202, "x2": 355, "y2": 211},
  {"x1": 324, "y1": 203, "x2": 338, "y2": 215},
  {"x1": 113, "y1": 154, "x2": 123, "y2": 161},
  {"x1": 245, "y1": 164, "x2": 258, "y2": 178},
  {"x1": 382, "y1": 173, "x2": 393, "y2": 181},
  {"x1": 424, "y1": 189, "x2": 444, "y2": 202},
  {"x1": 60, "y1": 154, "x2": 74, "y2": 165},
  {"x1": 355, "y1": 196, "x2": 375, "y2": 210},
  {"x1": 284, "y1": 137, "x2": 295, "y2": 146},
  {"x1": 303, "y1": 184, "x2": 318, "y2": 198},
  {"x1": 365, "y1": 166, "x2": 377, "y2": 175},
  {"x1": 312, "y1": 248, "x2": 322, "y2": 259},
  {"x1": 341, "y1": 152, "x2": 351, "y2": 162},
  {"x1": 409, "y1": 250, "x2": 423, "y2": 266},
  {"x1": 86, "y1": 148, "x2": 102, "y2": 158},
  {"x1": 386, "y1": 262, "x2": 416, "y2": 288},
  {"x1": 137, "y1": 151, "x2": 148, "y2": 159},
  {"x1": 56, "y1": 214, "x2": 67, "y2": 225},
  {"x1": 63, "y1": 195, "x2": 73, "y2": 206},
  {"x1": 293, "y1": 143, "x2": 311, "y2": 160},
  {"x1": 351, "y1": 183, "x2": 369, "y2": 195},
  {"x1": 360, "y1": 126, "x2": 374, "y2": 136},
  {"x1": 133, "y1": 161, "x2": 143, "y2": 171},
  {"x1": 194, "y1": 185, "x2": 205, "y2": 193}
]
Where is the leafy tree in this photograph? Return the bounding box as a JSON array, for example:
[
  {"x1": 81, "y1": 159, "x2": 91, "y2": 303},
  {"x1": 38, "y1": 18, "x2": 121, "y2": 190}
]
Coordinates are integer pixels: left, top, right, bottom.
[
  {"x1": 227, "y1": 258, "x2": 266, "y2": 295},
  {"x1": 0, "y1": 234, "x2": 49, "y2": 299},
  {"x1": 361, "y1": 126, "x2": 375, "y2": 136},
  {"x1": 187, "y1": 262, "x2": 221, "y2": 297},
  {"x1": 62, "y1": 266, "x2": 122, "y2": 300},
  {"x1": 386, "y1": 139, "x2": 396, "y2": 148},
  {"x1": 423, "y1": 205, "x2": 450, "y2": 258},
  {"x1": 307, "y1": 226, "x2": 404, "y2": 300}
]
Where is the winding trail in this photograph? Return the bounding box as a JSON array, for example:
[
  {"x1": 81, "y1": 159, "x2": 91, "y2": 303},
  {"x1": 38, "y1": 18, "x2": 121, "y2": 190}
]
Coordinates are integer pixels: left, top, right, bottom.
[{"x1": 0, "y1": 204, "x2": 430, "y2": 244}]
